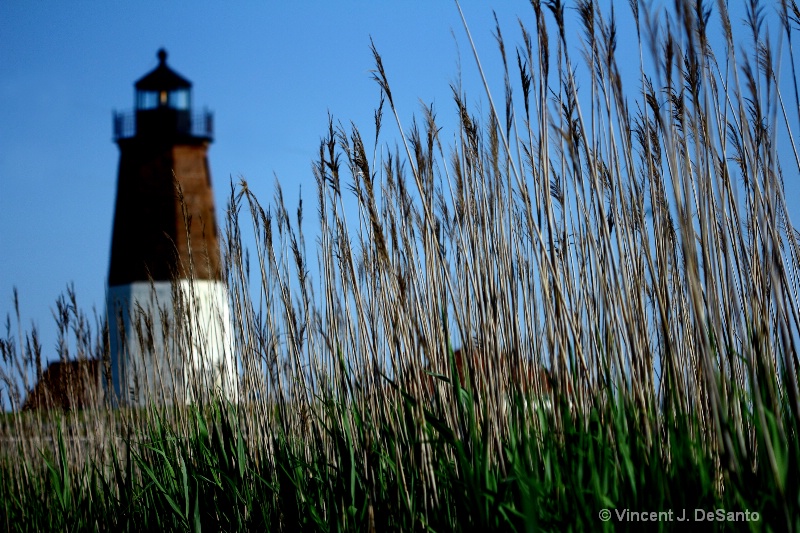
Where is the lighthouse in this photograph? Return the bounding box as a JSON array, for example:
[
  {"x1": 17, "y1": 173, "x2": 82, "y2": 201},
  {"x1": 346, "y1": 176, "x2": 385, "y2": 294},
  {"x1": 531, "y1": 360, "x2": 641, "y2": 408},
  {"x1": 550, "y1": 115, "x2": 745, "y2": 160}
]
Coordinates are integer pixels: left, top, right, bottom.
[{"x1": 107, "y1": 49, "x2": 237, "y2": 405}]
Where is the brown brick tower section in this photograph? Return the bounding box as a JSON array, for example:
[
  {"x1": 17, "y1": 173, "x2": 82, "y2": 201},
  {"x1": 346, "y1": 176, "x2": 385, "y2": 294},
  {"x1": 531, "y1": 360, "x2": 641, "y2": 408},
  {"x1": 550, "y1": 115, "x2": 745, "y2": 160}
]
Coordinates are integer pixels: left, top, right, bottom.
[
  {"x1": 108, "y1": 138, "x2": 221, "y2": 285},
  {"x1": 108, "y1": 48, "x2": 221, "y2": 287}
]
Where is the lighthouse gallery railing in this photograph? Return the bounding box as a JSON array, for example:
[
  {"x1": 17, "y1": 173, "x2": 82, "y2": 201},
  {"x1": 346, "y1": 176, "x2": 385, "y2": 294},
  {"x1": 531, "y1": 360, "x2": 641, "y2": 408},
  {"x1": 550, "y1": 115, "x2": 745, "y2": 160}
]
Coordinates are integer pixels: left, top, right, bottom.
[{"x1": 112, "y1": 109, "x2": 214, "y2": 141}]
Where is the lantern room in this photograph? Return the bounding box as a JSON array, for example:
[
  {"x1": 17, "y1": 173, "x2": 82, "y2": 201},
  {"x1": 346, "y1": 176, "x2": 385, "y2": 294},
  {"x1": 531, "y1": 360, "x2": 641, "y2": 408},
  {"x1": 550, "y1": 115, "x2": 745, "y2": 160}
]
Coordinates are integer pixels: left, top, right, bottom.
[
  {"x1": 135, "y1": 49, "x2": 192, "y2": 111},
  {"x1": 112, "y1": 49, "x2": 213, "y2": 141}
]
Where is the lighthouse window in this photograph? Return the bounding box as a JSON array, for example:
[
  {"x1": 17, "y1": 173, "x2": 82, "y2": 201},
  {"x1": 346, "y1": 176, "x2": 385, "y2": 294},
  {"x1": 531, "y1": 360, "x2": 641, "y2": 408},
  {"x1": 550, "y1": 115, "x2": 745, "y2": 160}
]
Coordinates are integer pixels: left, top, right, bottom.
[
  {"x1": 135, "y1": 89, "x2": 191, "y2": 110},
  {"x1": 136, "y1": 90, "x2": 159, "y2": 110},
  {"x1": 169, "y1": 89, "x2": 190, "y2": 110}
]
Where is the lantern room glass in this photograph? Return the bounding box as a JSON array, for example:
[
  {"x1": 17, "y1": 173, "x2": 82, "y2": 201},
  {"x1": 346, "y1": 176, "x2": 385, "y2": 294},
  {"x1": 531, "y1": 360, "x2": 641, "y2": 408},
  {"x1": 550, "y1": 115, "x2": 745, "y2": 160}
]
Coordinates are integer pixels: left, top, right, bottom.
[{"x1": 136, "y1": 88, "x2": 191, "y2": 111}]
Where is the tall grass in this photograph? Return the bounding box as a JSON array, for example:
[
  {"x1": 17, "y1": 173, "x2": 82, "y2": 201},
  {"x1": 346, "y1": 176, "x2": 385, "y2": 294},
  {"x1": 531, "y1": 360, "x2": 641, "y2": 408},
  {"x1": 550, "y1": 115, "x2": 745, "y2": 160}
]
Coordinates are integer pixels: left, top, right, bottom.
[{"x1": 2, "y1": 0, "x2": 800, "y2": 530}]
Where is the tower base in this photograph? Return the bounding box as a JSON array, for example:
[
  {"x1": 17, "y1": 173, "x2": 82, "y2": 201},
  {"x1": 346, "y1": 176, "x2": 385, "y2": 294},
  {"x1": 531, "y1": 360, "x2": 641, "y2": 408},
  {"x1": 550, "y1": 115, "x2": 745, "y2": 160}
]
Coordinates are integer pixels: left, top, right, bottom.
[{"x1": 107, "y1": 279, "x2": 237, "y2": 406}]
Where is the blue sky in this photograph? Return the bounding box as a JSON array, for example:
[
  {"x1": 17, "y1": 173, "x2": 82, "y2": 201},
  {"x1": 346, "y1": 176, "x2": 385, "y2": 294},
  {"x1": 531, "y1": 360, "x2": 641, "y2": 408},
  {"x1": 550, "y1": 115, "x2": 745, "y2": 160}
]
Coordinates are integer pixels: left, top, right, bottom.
[{"x1": 1, "y1": 1, "x2": 796, "y2": 366}]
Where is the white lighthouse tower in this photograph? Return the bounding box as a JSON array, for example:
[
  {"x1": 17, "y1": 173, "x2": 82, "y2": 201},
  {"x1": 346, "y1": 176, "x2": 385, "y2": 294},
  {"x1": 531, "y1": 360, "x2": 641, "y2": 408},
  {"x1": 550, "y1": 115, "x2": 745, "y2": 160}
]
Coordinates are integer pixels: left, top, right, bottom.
[{"x1": 107, "y1": 49, "x2": 237, "y2": 405}]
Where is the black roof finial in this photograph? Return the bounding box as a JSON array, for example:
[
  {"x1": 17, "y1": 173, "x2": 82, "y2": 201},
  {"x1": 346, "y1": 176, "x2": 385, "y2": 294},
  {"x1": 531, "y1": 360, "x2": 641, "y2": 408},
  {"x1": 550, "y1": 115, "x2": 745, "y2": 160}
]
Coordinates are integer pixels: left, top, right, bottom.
[{"x1": 157, "y1": 48, "x2": 167, "y2": 65}]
